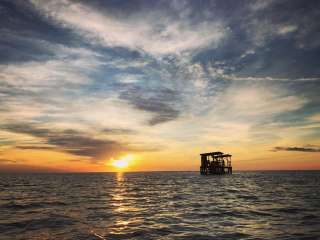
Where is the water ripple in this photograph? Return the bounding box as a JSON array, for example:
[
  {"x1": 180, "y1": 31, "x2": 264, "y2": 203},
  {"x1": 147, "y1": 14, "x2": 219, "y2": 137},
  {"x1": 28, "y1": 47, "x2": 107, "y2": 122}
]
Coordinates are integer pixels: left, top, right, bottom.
[{"x1": 0, "y1": 171, "x2": 320, "y2": 239}]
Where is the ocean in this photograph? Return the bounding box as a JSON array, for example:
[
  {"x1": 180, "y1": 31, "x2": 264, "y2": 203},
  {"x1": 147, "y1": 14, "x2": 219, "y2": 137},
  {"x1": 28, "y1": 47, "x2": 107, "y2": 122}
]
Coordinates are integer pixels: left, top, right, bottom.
[{"x1": 0, "y1": 171, "x2": 319, "y2": 240}]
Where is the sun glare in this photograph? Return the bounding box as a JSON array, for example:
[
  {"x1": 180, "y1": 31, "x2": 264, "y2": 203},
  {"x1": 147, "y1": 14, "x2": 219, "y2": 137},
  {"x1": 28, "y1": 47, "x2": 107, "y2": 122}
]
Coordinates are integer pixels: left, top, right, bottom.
[
  {"x1": 112, "y1": 159, "x2": 129, "y2": 168},
  {"x1": 111, "y1": 155, "x2": 134, "y2": 170}
]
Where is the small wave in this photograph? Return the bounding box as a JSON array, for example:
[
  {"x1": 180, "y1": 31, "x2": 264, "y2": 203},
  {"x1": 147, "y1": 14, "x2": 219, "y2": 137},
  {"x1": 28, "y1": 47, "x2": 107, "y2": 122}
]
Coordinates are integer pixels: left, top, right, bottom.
[
  {"x1": 218, "y1": 232, "x2": 252, "y2": 239},
  {"x1": 0, "y1": 201, "x2": 67, "y2": 210},
  {"x1": 274, "y1": 207, "x2": 303, "y2": 214},
  {"x1": 0, "y1": 202, "x2": 44, "y2": 210},
  {"x1": 0, "y1": 214, "x2": 76, "y2": 232},
  {"x1": 302, "y1": 214, "x2": 318, "y2": 220}
]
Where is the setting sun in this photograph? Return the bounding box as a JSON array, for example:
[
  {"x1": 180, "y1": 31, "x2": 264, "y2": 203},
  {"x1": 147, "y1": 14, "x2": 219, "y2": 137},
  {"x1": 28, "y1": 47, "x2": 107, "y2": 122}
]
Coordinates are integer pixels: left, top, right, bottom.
[
  {"x1": 111, "y1": 155, "x2": 134, "y2": 170},
  {"x1": 112, "y1": 159, "x2": 129, "y2": 168}
]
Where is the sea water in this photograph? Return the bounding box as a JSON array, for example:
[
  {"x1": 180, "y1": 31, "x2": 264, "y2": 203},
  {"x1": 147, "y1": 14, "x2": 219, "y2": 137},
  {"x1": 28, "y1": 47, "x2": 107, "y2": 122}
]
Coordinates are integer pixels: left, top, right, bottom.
[{"x1": 0, "y1": 171, "x2": 319, "y2": 239}]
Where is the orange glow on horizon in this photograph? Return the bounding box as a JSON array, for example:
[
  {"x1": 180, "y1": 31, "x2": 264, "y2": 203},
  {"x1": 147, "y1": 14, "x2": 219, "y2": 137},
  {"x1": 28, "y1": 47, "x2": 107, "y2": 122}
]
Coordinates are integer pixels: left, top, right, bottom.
[{"x1": 1, "y1": 146, "x2": 320, "y2": 172}]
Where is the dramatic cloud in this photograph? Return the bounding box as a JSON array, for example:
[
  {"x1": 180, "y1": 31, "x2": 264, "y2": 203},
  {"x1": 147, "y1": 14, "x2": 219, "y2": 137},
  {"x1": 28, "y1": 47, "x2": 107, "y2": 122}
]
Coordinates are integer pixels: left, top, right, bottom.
[
  {"x1": 31, "y1": 0, "x2": 227, "y2": 56},
  {"x1": 1, "y1": 123, "x2": 140, "y2": 161}
]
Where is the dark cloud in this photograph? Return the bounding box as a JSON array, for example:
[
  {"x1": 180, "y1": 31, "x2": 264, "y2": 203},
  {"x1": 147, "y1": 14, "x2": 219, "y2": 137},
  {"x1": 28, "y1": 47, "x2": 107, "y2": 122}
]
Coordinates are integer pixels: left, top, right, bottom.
[
  {"x1": 48, "y1": 133, "x2": 122, "y2": 160},
  {"x1": 192, "y1": 0, "x2": 320, "y2": 80},
  {"x1": 15, "y1": 145, "x2": 55, "y2": 150},
  {"x1": 272, "y1": 146, "x2": 320, "y2": 153},
  {"x1": 1, "y1": 122, "x2": 160, "y2": 161},
  {"x1": 0, "y1": 0, "x2": 90, "y2": 65},
  {"x1": 120, "y1": 86, "x2": 180, "y2": 125},
  {"x1": 1, "y1": 123, "x2": 130, "y2": 161}
]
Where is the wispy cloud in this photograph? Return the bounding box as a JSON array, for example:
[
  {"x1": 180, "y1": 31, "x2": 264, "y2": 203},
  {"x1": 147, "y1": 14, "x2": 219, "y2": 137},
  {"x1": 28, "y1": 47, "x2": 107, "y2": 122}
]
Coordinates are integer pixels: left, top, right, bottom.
[
  {"x1": 209, "y1": 83, "x2": 307, "y2": 119},
  {"x1": 0, "y1": 46, "x2": 102, "y2": 87},
  {"x1": 31, "y1": 0, "x2": 227, "y2": 57},
  {"x1": 207, "y1": 65, "x2": 320, "y2": 82},
  {"x1": 221, "y1": 75, "x2": 320, "y2": 82}
]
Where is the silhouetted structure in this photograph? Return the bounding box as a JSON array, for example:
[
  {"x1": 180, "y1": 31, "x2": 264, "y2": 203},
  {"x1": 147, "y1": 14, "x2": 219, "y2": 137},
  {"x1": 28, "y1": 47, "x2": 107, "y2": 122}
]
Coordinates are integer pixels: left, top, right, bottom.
[{"x1": 200, "y1": 151, "x2": 232, "y2": 175}]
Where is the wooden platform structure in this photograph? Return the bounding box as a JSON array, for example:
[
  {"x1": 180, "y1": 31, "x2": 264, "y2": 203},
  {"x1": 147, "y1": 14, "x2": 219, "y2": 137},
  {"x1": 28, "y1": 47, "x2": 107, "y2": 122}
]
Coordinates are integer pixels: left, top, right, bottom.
[{"x1": 200, "y1": 151, "x2": 232, "y2": 175}]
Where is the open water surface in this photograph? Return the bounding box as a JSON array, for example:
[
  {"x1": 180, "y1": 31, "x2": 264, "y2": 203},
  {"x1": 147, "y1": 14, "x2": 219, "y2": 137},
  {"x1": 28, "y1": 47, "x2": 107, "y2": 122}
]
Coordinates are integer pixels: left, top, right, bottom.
[{"x1": 0, "y1": 171, "x2": 319, "y2": 239}]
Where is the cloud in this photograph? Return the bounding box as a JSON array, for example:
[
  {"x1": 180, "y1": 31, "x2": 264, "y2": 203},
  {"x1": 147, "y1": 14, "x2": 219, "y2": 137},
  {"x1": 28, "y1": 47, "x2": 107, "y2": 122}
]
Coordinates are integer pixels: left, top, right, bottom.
[
  {"x1": 31, "y1": 0, "x2": 227, "y2": 56},
  {"x1": 0, "y1": 158, "x2": 18, "y2": 163},
  {"x1": 244, "y1": 0, "x2": 320, "y2": 50},
  {"x1": 101, "y1": 128, "x2": 137, "y2": 135},
  {"x1": 1, "y1": 123, "x2": 132, "y2": 161},
  {"x1": 308, "y1": 113, "x2": 320, "y2": 122},
  {"x1": 277, "y1": 25, "x2": 298, "y2": 35},
  {"x1": 0, "y1": 46, "x2": 102, "y2": 87},
  {"x1": 171, "y1": 80, "x2": 310, "y2": 146},
  {"x1": 15, "y1": 145, "x2": 55, "y2": 150},
  {"x1": 207, "y1": 65, "x2": 320, "y2": 82},
  {"x1": 0, "y1": 0, "x2": 79, "y2": 64},
  {"x1": 272, "y1": 146, "x2": 320, "y2": 153},
  {"x1": 223, "y1": 76, "x2": 320, "y2": 82},
  {"x1": 240, "y1": 49, "x2": 255, "y2": 59},
  {"x1": 249, "y1": 0, "x2": 276, "y2": 11},
  {"x1": 115, "y1": 73, "x2": 144, "y2": 83},
  {"x1": 213, "y1": 83, "x2": 307, "y2": 119},
  {"x1": 120, "y1": 86, "x2": 180, "y2": 125},
  {"x1": 0, "y1": 30, "x2": 54, "y2": 64},
  {"x1": 1, "y1": 121, "x2": 162, "y2": 163}
]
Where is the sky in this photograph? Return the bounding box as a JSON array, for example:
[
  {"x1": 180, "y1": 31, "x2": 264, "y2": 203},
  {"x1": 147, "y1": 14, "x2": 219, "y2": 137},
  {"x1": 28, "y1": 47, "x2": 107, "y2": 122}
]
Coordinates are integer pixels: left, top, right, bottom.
[{"x1": 0, "y1": 0, "x2": 320, "y2": 172}]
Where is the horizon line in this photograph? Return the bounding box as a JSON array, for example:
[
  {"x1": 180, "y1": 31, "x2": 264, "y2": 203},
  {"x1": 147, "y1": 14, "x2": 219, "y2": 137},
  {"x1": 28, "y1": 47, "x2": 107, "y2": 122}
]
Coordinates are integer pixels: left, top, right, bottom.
[{"x1": 1, "y1": 169, "x2": 320, "y2": 174}]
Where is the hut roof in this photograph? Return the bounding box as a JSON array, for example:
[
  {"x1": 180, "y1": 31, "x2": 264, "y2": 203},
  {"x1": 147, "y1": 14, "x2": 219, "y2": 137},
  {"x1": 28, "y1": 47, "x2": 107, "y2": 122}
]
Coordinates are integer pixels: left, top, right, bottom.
[
  {"x1": 200, "y1": 151, "x2": 223, "y2": 156},
  {"x1": 200, "y1": 152, "x2": 232, "y2": 157}
]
